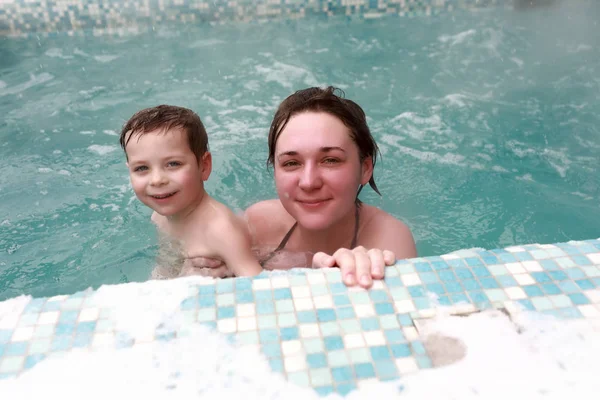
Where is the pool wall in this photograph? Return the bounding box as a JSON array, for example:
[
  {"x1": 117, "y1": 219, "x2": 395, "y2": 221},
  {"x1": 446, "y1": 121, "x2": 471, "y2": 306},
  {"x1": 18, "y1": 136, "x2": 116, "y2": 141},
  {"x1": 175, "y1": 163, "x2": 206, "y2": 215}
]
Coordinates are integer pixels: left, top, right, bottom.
[{"x1": 0, "y1": 0, "x2": 508, "y2": 36}]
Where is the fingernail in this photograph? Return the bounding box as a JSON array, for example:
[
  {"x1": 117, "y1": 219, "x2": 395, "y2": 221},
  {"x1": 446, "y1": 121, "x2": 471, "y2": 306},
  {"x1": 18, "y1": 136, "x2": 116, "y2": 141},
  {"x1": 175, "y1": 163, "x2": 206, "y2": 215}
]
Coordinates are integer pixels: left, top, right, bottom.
[
  {"x1": 360, "y1": 275, "x2": 371, "y2": 286},
  {"x1": 345, "y1": 274, "x2": 355, "y2": 285}
]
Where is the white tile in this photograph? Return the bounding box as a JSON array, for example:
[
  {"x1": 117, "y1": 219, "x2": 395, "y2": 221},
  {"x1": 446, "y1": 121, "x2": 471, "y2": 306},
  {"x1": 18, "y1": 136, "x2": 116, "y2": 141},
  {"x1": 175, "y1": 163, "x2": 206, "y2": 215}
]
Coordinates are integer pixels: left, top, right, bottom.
[
  {"x1": 506, "y1": 262, "x2": 525, "y2": 274},
  {"x1": 522, "y1": 261, "x2": 542, "y2": 272},
  {"x1": 585, "y1": 290, "x2": 600, "y2": 304},
  {"x1": 91, "y1": 333, "x2": 115, "y2": 349},
  {"x1": 371, "y1": 280, "x2": 385, "y2": 290},
  {"x1": 284, "y1": 355, "x2": 307, "y2": 372},
  {"x1": 11, "y1": 326, "x2": 34, "y2": 342},
  {"x1": 48, "y1": 295, "x2": 68, "y2": 302},
  {"x1": 294, "y1": 298, "x2": 314, "y2": 311},
  {"x1": 363, "y1": 331, "x2": 385, "y2": 346},
  {"x1": 506, "y1": 246, "x2": 526, "y2": 253},
  {"x1": 505, "y1": 287, "x2": 527, "y2": 300},
  {"x1": 271, "y1": 276, "x2": 290, "y2": 288},
  {"x1": 38, "y1": 311, "x2": 60, "y2": 325},
  {"x1": 78, "y1": 307, "x2": 99, "y2": 322},
  {"x1": 313, "y1": 295, "x2": 334, "y2": 309},
  {"x1": 237, "y1": 317, "x2": 257, "y2": 331},
  {"x1": 578, "y1": 305, "x2": 600, "y2": 318},
  {"x1": 403, "y1": 327, "x2": 419, "y2": 341},
  {"x1": 513, "y1": 273, "x2": 535, "y2": 285},
  {"x1": 401, "y1": 273, "x2": 422, "y2": 286},
  {"x1": 343, "y1": 333, "x2": 365, "y2": 348},
  {"x1": 354, "y1": 304, "x2": 375, "y2": 318},
  {"x1": 252, "y1": 279, "x2": 271, "y2": 290},
  {"x1": 236, "y1": 304, "x2": 255, "y2": 317},
  {"x1": 441, "y1": 254, "x2": 459, "y2": 260},
  {"x1": 281, "y1": 340, "x2": 302, "y2": 356},
  {"x1": 217, "y1": 318, "x2": 237, "y2": 333},
  {"x1": 395, "y1": 357, "x2": 419, "y2": 374},
  {"x1": 587, "y1": 253, "x2": 600, "y2": 264},
  {"x1": 394, "y1": 300, "x2": 415, "y2": 313},
  {"x1": 291, "y1": 286, "x2": 311, "y2": 298},
  {"x1": 306, "y1": 272, "x2": 326, "y2": 285},
  {"x1": 300, "y1": 323, "x2": 320, "y2": 338}
]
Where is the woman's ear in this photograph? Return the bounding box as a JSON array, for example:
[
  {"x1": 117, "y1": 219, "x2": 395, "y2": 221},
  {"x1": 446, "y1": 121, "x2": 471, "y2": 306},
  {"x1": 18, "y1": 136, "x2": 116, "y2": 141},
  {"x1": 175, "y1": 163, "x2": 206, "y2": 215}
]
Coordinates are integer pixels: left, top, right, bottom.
[{"x1": 360, "y1": 156, "x2": 374, "y2": 185}]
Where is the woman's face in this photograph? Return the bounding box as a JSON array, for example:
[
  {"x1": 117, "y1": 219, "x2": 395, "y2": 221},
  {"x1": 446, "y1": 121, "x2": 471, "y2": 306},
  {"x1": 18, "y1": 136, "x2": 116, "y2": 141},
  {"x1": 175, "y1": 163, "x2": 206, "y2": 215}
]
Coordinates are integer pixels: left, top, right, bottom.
[{"x1": 273, "y1": 112, "x2": 373, "y2": 231}]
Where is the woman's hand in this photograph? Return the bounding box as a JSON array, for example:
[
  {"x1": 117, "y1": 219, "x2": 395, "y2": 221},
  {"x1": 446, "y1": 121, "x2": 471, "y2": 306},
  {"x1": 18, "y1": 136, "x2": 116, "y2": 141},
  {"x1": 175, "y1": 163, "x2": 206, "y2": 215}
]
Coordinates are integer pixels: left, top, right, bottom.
[{"x1": 311, "y1": 246, "x2": 395, "y2": 288}]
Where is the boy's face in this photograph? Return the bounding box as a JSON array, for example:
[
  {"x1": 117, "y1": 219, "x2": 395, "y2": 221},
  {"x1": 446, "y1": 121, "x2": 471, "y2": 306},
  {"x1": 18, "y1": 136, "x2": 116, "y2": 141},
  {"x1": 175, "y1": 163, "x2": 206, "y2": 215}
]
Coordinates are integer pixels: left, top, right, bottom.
[{"x1": 125, "y1": 128, "x2": 211, "y2": 218}]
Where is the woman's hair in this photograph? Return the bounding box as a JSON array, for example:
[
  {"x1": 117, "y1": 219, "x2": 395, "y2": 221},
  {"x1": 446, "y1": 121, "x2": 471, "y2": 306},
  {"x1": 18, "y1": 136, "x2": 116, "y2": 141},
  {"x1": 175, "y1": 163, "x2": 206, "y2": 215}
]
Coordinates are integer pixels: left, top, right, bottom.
[{"x1": 268, "y1": 86, "x2": 381, "y2": 196}]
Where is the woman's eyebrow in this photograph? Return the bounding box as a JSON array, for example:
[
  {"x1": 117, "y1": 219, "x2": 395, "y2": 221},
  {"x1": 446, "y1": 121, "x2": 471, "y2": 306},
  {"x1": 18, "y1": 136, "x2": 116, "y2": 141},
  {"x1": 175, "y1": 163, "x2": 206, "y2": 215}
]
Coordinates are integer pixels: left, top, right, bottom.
[{"x1": 277, "y1": 146, "x2": 346, "y2": 158}]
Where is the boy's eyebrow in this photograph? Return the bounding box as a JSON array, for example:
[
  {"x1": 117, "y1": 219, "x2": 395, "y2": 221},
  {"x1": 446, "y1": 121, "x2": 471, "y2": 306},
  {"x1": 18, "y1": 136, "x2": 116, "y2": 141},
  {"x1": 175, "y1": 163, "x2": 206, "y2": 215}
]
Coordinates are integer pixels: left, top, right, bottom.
[{"x1": 277, "y1": 146, "x2": 346, "y2": 158}]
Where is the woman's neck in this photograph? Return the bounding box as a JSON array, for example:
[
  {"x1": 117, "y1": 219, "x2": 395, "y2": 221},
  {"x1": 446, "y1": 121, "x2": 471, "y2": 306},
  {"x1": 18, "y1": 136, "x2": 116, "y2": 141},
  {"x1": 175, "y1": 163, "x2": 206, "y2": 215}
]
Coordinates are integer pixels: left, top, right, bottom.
[{"x1": 294, "y1": 205, "x2": 359, "y2": 254}]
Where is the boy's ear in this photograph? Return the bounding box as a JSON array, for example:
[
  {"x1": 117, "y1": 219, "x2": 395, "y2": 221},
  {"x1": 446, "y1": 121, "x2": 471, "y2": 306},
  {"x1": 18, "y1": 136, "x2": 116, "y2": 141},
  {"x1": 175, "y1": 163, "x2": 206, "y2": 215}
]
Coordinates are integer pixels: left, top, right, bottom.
[{"x1": 200, "y1": 152, "x2": 212, "y2": 181}]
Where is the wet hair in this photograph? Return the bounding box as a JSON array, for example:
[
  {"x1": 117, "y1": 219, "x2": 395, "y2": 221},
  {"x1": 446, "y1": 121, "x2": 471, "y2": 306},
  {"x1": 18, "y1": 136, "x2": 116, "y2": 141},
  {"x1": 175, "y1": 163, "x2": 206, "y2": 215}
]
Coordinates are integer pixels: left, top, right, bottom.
[
  {"x1": 268, "y1": 86, "x2": 381, "y2": 196},
  {"x1": 119, "y1": 105, "x2": 209, "y2": 161}
]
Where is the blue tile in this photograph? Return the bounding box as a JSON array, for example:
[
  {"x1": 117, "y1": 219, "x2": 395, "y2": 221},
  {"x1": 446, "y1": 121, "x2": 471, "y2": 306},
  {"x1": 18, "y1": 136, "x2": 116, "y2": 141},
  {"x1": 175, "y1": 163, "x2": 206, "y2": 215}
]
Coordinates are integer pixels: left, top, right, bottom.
[
  {"x1": 23, "y1": 298, "x2": 46, "y2": 314},
  {"x1": 306, "y1": 353, "x2": 327, "y2": 368},
  {"x1": 24, "y1": 354, "x2": 46, "y2": 369},
  {"x1": 269, "y1": 358, "x2": 283, "y2": 373},
  {"x1": 408, "y1": 286, "x2": 425, "y2": 297},
  {"x1": 280, "y1": 327, "x2": 299, "y2": 341},
  {"x1": 384, "y1": 329, "x2": 405, "y2": 343},
  {"x1": 450, "y1": 293, "x2": 470, "y2": 304},
  {"x1": 336, "y1": 307, "x2": 356, "y2": 320},
  {"x1": 259, "y1": 329, "x2": 279, "y2": 343},
  {"x1": 337, "y1": 383, "x2": 357, "y2": 396},
  {"x1": 482, "y1": 255, "x2": 499, "y2": 264},
  {"x1": 541, "y1": 283, "x2": 561, "y2": 295},
  {"x1": 419, "y1": 272, "x2": 439, "y2": 284},
  {"x1": 462, "y1": 279, "x2": 481, "y2": 291},
  {"x1": 517, "y1": 299, "x2": 535, "y2": 311},
  {"x1": 330, "y1": 282, "x2": 348, "y2": 294},
  {"x1": 198, "y1": 285, "x2": 215, "y2": 296},
  {"x1": 72, "y1": 333, "x2": 92, "y2": 348},
  {"x1": 369, "y1": 290, "x2": 390, "y2": 303},
  {"x1": 217, "y1": 306, "x2": 235, "y2": 319},
  {"x1": 76, "y1": 321, "x2": 96, "y2": 333},
  {"x1": 6, "y1": 341, "x2": 27, "y2": 356},
  {"x1": 558, "y1": 281, "x2": 580, "y2": 293},
  {"x1": 180, "y1": 297, "x2": 197, "y2": 310},
  {"x1": 479, "y1": 277, "x2": 499, "y2": 289},
  {"x1": 465, "y1": 257, "x2": 484, "y2": 267},
  {"x1": 575, "y1": 279, "x2": 595, "y2": 290},
  {"x1": 397, "y1": 314, "x2": 413, "y2": 327},
  {"x1": 559, "y1": 245, "x2": 581, "y2": 255},
  {"x1": 235, "y1": 277, "x2": 252, "y2": 291},
  {"x1": 425, "y1": 283, "x2": 445, "y2": 296},
  {"x1": 317, "y1": 309, "x2": 337, "y2": 322},
  {"x1": 432, "y1": 261, "x2": 450, "y2": 271},
  {"x1": 548, "y1": 270, "x2": 568, "y2": 281},
  {"x1": 331, "y1": 366, "x2": 353, "y2": 383},
  {"x1": 256, "y1": 302, "x2": 275, "y2": 315},
  {"x1": 472, "y1": 266, "x2": 491, "y2": 278},
  {"x1": 324, "y1": 336, "x2": 344, "y2": 351},
  {"x1": 531, "y1": 272, "x2": 552, "y2": 283},
  {"x1": 254, "y1": 290, "x2": 272, "y2": 301},
  {"x1": 216, "y1": 279, "x2": 234, "y2": 293},
  {"x1": 297, "y1": 311, "x2": 317, "y2": 323},
  {"x1": 333, "y1": 294, "x2": 351, "y2": 306},
  {"x1": 55, "y1": 323, "x2": 75, "y2": 336},
  {"x1": 446, "y1": 259, "x2": 465, "y2": 268},
  {"x1": 541, "y1": 260, "x2": 559, "y2": 270},
  {"x1": 568, "y1": 293, "x2": 590, "y2": 305},
  {"x1": 572, "y1": 255, "x2": 592, "y2": 266},
  {"x1": 414, "y1": 297, "x2": 431, "y2": 310},
  {"x1": 497, "y1": 275, "x2": 518, "y2": 287},
  {"x1": 198, "y1": 296, "x2": 216, "y2": 307},
  {"x1": 375, "y1": 302, "x2": 395, "y2": 315},
  {"x1": 560, "y1": 307, "x2": 583, "y2": 319},
  {"x1": 444, "y1": 282, "x2": 463, "y2": 293},
  {"x1": 386, "y1": 276, "x2": 403, "y2": 287},
  {"x1": 42, "y1": 301, "x2": 62, "y2": 311},
  {"x1": 370, "y1": 346, "x2": 391, "y2": 361},
  {"x1": 438, "y1": 270, "x2": 457, "y2": 282},
  {"x1": 59, "y1": 310, "x2": 79, "y2": 323},
  {"x1": 273, "y1": 288, "x2": 292, "y2": 300},
  {"x1": 514, "y1": 252, "x2": 533, "y2": 261},
  {"x1": 416, "y1": 356, "x2": 433, "y2": 369},
  {"x1": 437, "y1": 295, "x2": 451, "y2": 306},
  {"x1": 414, "y1": 262, "x2": 432, "y2": 272},
  {"x1": 498, "y1": 253, "x2": 517, "y2": 263},
  {"x1": 354, "y1": 363, "x2": 376, "y2": 379},
  {"x1": 202, "y1": 321, "x2": 217, "y2": 330},
  {"x1": 578, "y1": 244, "x2": 598, "y2": 253},
  {"x1": 374, "y1": 360, "x2": 399, "y2": 378},
  {"x1": 390, "y1": 343, "x2": 411, "y2": 358},
  {"x1": 261, "y1": 343, "x2": 282, "y2": 358},
  {"x1": 236, "y1": 291, "x2": 254, "y2": 303},
  {"x1": 468, "y1": 291, "x2": 489, "y2": 306},
  {"x1": 523, "y1": 285, "x2": 543, "y2": 297},
  {"x1": 454, "y1": 268, "x2": 474, "y2": 280},
  {"x1": 360, "y1": 318, "x2": 380, "y2": 331},
  {"x1": 51, "y1": 336, "x2": 71, "y2": 351},
  {"x1": 411, "y1": 341, "x2": 427, "y2": 355},
  {"x1": 593, "y1": 278, "x2": 600, "y2": 287},
  {"x1": 314, "y1": 386, "x2": 334, "y2": 396}
]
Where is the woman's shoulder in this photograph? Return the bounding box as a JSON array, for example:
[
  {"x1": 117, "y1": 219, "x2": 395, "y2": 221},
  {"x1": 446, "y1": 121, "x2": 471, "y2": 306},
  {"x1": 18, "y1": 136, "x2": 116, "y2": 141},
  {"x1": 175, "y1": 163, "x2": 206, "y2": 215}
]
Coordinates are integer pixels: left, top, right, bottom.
[{"x1": 360, "y1": 204, "x2": 417, "y2": 258}]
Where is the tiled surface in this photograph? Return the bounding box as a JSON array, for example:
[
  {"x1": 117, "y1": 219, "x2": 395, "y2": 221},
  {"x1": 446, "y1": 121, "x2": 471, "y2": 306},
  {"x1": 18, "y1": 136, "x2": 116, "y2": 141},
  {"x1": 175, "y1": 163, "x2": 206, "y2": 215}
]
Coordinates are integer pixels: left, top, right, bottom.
[
  {"x1": 0, "y1": 0, "x2": 507, "y2": 36},
  {"x1": 1, "y1": 239, "x2": 599, "y2": 395}
]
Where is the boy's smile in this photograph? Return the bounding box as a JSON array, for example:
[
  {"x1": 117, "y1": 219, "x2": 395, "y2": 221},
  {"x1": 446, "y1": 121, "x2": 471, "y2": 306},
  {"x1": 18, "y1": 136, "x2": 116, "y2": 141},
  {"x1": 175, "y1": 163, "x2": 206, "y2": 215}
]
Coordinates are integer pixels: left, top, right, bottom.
[{"x1": 125, "y1": 128, "x2": 211, "y2": 219}]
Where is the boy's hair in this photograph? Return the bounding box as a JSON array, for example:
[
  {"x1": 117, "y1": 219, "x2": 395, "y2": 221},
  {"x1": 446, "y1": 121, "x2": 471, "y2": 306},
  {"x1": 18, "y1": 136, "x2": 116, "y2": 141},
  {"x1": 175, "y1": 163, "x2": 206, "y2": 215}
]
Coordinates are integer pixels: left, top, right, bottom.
[
  {"x1": 267, "y1": 86, "x2": 381, "y2": 196},
  {"x1": 119, "y1": 105, "x2": 209, "y2": 161}
]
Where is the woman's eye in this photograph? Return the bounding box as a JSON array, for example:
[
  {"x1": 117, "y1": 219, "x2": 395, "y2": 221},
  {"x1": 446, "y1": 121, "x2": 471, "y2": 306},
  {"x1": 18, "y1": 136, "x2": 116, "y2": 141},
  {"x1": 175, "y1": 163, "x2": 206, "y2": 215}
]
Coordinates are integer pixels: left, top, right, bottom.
[
  {"x1": 282, "y1": 160, "x2": 299, "y2": 167},
  {"x1": 323, "y1": 158, "x2": 339, "y2": 164}
]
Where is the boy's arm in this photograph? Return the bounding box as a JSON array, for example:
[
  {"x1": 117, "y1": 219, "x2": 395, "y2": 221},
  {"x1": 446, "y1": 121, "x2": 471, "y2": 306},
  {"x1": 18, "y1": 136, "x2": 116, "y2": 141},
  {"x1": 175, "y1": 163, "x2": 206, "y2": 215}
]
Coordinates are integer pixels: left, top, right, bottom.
[{"x1": 207, "y1": 217, "x2": 263, "y2": 277}]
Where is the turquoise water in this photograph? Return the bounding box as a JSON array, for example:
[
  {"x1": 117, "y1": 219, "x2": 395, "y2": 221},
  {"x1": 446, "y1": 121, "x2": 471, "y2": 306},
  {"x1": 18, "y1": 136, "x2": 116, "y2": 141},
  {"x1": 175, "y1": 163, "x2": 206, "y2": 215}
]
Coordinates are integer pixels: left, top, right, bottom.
[{"x1": 1, "y1": 2, "x2": 599, "y2": 300}]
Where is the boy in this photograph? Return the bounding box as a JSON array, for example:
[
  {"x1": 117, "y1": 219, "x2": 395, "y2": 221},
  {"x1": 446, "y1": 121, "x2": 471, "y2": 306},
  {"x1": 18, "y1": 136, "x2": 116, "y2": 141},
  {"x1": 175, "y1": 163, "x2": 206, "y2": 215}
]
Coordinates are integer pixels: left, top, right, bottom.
[{"x1": 119, "y1": 105, "x2": 263, "y2": 279}]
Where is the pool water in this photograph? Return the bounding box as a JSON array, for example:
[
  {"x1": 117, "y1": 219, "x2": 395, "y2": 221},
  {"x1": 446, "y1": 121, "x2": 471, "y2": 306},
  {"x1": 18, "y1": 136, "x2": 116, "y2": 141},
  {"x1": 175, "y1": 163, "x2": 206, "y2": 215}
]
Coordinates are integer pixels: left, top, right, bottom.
[{"x1": 1, "y1": 2, "x2": 599, "y2": 300}]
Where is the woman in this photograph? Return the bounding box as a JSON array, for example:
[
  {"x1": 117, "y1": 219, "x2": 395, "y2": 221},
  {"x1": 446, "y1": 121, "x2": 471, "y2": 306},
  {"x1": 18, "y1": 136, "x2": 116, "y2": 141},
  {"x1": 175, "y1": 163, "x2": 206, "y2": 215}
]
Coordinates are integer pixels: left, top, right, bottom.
[{"x1": 195, "y1": 86, "x2": 416, "y2": 288}]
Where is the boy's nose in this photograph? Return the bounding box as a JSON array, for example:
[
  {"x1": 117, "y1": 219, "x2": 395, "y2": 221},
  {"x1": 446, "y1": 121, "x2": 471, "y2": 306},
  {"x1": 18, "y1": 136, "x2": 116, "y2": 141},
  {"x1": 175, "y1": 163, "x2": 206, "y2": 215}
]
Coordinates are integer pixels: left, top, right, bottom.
[{"x1": 150, "y1": 170, "x2": 168, "y2": 186}]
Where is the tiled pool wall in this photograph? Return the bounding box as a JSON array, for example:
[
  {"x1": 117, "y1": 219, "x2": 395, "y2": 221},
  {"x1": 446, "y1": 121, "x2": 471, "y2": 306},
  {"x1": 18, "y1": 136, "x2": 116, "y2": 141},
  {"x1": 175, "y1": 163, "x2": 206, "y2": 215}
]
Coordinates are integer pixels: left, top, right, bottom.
[
  {"x1": 1, "y1": 239, "x2": 600, "y2": 395},
  {"x1": 0, "y1": 0, "x2": 508, "y2": 36}
]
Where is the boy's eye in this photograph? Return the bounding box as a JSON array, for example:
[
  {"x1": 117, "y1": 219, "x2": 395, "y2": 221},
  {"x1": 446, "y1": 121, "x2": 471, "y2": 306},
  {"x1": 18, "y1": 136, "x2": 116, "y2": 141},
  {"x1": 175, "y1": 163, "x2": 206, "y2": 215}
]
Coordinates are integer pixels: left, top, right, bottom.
[
  {"x1": 167, "y1": 161, "x2": 182, "y2": 167},
  {"x1": 133, "y1": 165, "x2": 148, "y2": 172}
]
